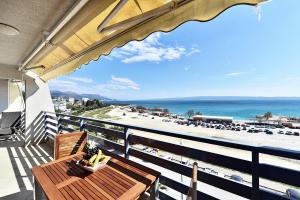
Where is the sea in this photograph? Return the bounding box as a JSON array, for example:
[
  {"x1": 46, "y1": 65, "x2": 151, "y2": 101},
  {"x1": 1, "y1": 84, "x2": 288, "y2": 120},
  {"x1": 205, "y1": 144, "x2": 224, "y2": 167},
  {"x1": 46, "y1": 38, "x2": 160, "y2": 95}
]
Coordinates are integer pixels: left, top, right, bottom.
[{"x1": 110, "y1": 100, "x2": 300, "y2": 120}]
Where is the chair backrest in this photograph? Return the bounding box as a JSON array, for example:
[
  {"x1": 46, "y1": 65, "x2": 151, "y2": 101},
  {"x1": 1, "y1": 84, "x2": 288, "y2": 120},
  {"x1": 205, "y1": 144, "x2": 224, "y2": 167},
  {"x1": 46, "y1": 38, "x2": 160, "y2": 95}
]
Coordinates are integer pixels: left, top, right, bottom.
[
  {"x1": 187, "y1": 162, "x2": 198, "y2": 200},
  {"x1": 0, "y1": 112, "x2": 21, "y2": 129},
  {"x1": 54, "y1": 132, "x2": 87, "y2": 160}
]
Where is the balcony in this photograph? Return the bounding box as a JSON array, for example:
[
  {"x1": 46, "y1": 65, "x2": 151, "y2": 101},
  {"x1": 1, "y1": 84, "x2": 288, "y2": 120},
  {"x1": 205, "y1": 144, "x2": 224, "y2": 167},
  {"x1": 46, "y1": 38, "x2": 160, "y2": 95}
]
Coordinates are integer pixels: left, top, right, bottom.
[
  {"x1": 0, "y1": 0, "x2": 299, "y2": 199},
  {"x1": 1, "y1": 111, "x2": 299, "y2": 199}
]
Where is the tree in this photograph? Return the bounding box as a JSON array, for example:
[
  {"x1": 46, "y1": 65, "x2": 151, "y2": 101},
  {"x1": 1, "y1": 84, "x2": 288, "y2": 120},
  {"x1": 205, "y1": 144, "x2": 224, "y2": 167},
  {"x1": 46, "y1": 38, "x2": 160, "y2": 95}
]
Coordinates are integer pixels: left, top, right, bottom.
[
  {"x1": 163, "y1": 108, "x2": 169, "y2": 113},
  {"x1": 185, "y1": 109, "x2": 195, "y2": 118},
  {"x1": 263, "y1": 112, "x2": 272, "y2": 120},
  {"x1": 195, "y1": 111, "x2": 202, "y2": 115}
]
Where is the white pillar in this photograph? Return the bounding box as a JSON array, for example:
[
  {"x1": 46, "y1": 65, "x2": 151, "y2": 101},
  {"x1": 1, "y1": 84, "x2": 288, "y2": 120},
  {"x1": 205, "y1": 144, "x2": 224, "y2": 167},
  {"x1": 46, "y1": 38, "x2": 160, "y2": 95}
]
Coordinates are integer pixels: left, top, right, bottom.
[
  {"x1": 0, "y1": 79, "x2": 9, "y2": 112},
  {"x1": 25, "y1": 75, "x2": 55, "y2": 146}
]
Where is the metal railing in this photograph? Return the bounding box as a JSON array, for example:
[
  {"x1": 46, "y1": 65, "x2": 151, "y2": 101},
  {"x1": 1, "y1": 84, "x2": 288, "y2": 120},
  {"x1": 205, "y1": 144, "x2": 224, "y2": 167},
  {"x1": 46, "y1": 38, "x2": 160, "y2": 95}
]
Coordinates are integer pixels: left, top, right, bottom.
[{"x1": 44, "y1": 112, "x2": 300, "y2": 200}]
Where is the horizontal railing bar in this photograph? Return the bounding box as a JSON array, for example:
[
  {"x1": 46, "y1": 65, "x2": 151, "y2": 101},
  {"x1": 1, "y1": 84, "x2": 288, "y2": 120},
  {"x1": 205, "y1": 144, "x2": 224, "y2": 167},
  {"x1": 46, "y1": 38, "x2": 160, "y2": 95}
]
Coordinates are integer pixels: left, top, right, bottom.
[
  {"x1": 160, "y1": 175, "x2": 188, "y2": 194},
  {"x1": 45, "y1": 120, "x2": 57, "y2": 127},
  {"x1": 259, "y1": 188, "x2": 289, "y2": 200},
  {"x1": 60, "y1": 118, "x2": 80, "y2": 127},
  {"x1": 129, "y1": 148, "x2": 251, "y2": 198},
  {"x1": 160, "y1": 176, "x2": 219, "y2": 200},
  {"x1": 85, "y1": 124, "x2": 124, "y2": 139},
  {"x1": 45, "y1": 114, "x2": 57, "y2": 121},
  {"x1": 45, "y1": 126, "x2": 58, "y2": 134},
  {"x1": 260, "y1": 164, "x2": 300, "y2": 187},
  {"x1": 130, "y1": 135, "x2": 252, "y2": 174},
  {"x1": 54, "y1": 113, "x2": 300, "y2": 159},
  {"x1": 60, "y1": 126, "x2": 76, "y2": 132},
  {"x1": 89, "y1": 135, "x2": 124, "y2": 152},
  {"x1": 258, "y1": 146, "x2": 300, "y2": 161},
  {"x1": 159, "y1": 191, "x2": 176, "y2": 200}
]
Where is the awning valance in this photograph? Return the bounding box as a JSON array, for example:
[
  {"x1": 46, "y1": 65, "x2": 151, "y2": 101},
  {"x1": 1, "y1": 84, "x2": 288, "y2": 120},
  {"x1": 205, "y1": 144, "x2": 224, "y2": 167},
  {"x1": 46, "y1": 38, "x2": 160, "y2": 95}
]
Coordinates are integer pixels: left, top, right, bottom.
[{"x1": 24, "y1": 0, "x2": 266, "y2": 81}]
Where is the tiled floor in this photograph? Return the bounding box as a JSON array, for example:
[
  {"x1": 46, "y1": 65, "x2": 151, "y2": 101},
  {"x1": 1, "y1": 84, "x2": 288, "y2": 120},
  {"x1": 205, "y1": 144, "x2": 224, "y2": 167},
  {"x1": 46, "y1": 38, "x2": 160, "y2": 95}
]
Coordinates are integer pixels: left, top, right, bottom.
[{"x1": 0, "y1": 135, "x2": 53, "y2": 200}]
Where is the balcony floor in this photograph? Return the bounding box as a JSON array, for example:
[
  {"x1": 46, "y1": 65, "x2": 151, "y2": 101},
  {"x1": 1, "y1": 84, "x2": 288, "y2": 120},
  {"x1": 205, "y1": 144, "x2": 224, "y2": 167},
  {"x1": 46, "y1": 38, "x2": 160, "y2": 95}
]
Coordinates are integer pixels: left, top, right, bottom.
[{"x1": 0, "y1": 136, "x2": 53, "y2": 200}]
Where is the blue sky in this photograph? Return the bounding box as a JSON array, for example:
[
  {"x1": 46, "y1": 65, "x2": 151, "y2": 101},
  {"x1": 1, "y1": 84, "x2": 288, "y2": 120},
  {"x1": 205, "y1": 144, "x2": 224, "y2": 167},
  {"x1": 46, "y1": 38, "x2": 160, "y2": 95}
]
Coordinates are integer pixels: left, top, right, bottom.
[{"x1": 49, "y1": 0, "x2": 300, "y2": 100}]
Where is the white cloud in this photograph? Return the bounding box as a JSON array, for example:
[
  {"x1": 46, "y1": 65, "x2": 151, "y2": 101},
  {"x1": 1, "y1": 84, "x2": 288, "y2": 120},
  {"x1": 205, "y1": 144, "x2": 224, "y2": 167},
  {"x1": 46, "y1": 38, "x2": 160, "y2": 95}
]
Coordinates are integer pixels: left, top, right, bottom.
[
  {"x1": 69, "y1": 76, "x2": 93, "y2": 83},
  {"x1": 49, "y1": 80, "x2": 79, "y2": 92},
  {"x1": 226, "y1": 72, "x2": 248, "y2": 76},
  {"x1": 96, "y1": 75, "x2": 140, "y2": 91},
  {"x1": 49, "y1": 75, "x2": 140, "y2": 97},
  {"x1": 108, "y1": 32, "x2": 188, "y2": 63}
]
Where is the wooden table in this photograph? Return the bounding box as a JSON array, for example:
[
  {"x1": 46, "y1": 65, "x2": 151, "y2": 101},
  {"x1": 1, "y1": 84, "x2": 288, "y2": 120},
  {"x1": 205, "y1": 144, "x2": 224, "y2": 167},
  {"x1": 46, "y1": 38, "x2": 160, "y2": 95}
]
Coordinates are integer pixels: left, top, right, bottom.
[{"x1": 32, "y1": 151, "x2": 160, "y2": 200}]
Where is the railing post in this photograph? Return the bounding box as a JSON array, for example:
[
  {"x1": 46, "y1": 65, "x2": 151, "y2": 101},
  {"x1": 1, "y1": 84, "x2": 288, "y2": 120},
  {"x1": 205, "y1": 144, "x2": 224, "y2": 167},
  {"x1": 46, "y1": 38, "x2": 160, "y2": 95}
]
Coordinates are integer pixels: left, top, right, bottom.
[
  {"x1": 150, "y1": 177, "x2": 159, "y2": 200},
  {"x1": 124, "y1": 127, "x2": 130, "y2": 159},
  {"x1": 57, "y1": 115, "x2": 62, "y2": 133},
  {"x1": 80, "y1": 119, "x2": 85, "y2": 132},
  {"x1": 43, "y1": 111, "x2": 48, "y2": 137},
  {"x1": 252, "y1": 150, "x2": 259, "y2": 200}
]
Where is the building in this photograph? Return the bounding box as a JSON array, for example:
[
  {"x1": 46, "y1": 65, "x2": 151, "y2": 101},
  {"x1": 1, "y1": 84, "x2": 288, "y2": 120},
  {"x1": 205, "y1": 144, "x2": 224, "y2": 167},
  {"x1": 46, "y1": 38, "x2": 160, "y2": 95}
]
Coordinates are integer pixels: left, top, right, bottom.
[
  {"x1": 82, "y1": 97, "x2": 89, "y2": 106},
  {"x1": 68, "y1": 97, "x2": 75, "y2": 105},
  {"x1": 192, "y1": 115, "x2": 233, "y2": 123},
  {"x1": 53, "y1": 99, "x2": 67, "y2": 112}
]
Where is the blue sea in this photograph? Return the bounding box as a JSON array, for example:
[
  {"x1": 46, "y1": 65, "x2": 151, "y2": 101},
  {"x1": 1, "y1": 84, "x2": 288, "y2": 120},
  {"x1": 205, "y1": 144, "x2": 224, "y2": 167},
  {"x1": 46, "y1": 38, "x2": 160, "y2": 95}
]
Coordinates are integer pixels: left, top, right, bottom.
[{"x1": 111, "y1": 100, "x2": 300, "y2": 120}]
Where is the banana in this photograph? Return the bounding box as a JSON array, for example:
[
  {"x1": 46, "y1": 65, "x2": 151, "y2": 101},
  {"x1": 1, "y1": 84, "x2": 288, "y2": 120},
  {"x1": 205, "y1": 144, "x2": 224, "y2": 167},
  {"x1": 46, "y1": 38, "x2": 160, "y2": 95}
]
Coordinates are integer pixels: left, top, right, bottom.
[
  {"x1": 100, "y1": 156, "x2": 110, "y2": 164},
  {"x1": 88, "y1": 154, "x2": 97, "y2": 164},
  {"x1": 93, "y1": 150, "x2": 103, "y2": 166}
]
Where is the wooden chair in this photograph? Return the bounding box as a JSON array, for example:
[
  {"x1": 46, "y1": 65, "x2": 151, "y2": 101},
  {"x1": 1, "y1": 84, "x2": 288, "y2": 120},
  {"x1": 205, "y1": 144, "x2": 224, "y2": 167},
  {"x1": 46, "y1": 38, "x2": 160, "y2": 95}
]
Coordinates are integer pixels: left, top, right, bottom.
[
  {"x1": 187, "y1": 162, "x2": 198, "y2": 200},
  {"x1": 54, "y1": 132, "x2": 87, "y2": 160}
]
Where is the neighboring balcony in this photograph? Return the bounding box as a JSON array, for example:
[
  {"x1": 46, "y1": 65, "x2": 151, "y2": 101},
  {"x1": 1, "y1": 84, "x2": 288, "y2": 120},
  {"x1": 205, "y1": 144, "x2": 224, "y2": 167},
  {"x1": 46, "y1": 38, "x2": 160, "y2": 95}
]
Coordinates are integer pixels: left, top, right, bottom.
[{"x1": 1, "y1": 111, "x2": 300, "y2": 200}]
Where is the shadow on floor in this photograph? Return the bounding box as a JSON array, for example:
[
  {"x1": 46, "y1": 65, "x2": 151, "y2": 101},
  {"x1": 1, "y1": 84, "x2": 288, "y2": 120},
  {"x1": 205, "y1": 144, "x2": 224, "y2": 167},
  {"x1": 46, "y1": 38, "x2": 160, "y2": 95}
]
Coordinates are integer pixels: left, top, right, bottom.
[{"x1": 0, "y1": 134, "x2": 53, "y2": 200}]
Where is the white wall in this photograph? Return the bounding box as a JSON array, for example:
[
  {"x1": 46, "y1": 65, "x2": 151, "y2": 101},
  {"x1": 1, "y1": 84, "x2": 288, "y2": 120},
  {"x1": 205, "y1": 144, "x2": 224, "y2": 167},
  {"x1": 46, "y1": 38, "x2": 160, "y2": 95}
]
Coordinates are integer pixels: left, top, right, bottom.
[
  {"x1": 0, "y1": 64, "x2": 23, "y2": 112},
  {"x1": 7, "y1": 82, "x2": 25, "y2": 112},
  {"x1": 0, "y1": 79, "x2": 8, "y2": 112},
  {"x1": 25, "y1": 75, "x2": 55, "y2": 146}
]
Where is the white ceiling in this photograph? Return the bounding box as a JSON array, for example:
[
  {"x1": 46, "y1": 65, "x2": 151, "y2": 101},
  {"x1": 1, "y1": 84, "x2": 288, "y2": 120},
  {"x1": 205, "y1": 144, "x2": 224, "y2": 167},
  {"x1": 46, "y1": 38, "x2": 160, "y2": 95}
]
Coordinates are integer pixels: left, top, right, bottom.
[{"x1": 0, "y1": 0, "x2": 76, "y2": 68}]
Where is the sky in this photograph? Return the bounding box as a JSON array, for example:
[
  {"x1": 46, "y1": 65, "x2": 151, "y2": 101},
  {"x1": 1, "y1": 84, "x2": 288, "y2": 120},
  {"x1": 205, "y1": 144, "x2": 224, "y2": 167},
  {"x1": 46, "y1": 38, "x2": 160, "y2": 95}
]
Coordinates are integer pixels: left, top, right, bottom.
[{"x1": 49, "y1": 0, "x2": 300, "y2": 100}]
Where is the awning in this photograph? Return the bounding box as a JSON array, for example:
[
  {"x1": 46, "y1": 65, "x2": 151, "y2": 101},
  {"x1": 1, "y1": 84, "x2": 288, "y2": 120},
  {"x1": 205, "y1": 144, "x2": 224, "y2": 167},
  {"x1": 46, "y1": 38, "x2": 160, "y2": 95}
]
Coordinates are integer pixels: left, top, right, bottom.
[{"x1": 23, "y1": 0, "x2": 266, "y2": 81}]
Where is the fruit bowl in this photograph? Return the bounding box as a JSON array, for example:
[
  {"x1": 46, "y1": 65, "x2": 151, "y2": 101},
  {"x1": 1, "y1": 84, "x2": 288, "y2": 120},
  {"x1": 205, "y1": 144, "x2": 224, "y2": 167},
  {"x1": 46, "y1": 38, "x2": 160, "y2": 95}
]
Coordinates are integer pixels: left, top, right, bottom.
[
  {"x1": 76, "y1": 156, "x2": 111, "y2": 172},
  {"x1": 76, "y1": 150, "x2": 111, "y2": 172}
]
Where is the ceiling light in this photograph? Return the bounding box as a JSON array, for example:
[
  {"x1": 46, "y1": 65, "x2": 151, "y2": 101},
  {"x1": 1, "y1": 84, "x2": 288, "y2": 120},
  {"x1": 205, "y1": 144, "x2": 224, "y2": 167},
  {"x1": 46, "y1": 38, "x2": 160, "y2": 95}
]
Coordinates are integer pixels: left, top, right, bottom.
[{"x1": 0, "y1": 23, "x2": 20, "y2": 36}]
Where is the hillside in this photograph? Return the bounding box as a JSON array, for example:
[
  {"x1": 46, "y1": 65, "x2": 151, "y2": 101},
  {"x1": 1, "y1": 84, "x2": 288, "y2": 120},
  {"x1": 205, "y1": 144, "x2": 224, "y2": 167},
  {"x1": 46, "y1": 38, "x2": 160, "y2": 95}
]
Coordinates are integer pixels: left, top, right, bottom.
[{"x1": 51, "y1": 90, "x2": 112, "y2": 101}]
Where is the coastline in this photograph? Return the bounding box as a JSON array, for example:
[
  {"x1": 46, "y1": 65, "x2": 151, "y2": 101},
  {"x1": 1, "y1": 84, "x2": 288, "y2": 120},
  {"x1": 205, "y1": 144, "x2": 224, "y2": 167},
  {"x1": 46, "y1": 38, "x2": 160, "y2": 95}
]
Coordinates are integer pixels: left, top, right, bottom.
[{"x1": 110, "y1": 99, "x2": 300, "y2": 120}]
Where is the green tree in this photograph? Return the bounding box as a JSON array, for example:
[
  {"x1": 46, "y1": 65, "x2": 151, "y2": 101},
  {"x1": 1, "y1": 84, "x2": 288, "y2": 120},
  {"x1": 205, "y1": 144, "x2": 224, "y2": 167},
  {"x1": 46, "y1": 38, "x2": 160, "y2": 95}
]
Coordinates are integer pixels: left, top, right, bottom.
[
  {"x1": 185, "y1": 109, "x2": 195, "y2": 118},
  {"x1": 195, "y1": 111, "x2": 202, "y2": 115},
  {"x1": 163, "y1": 108, "x2": 169, "y2": 113},
  {"x1": 263, "y1": 112, "x2": 273, "y2": 120}
]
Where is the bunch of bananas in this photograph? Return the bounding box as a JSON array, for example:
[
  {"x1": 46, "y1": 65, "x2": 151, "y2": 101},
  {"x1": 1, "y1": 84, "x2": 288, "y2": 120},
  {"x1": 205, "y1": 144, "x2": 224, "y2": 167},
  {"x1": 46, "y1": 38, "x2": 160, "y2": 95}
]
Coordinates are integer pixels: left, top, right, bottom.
[
  {"x1": 88, "y1": 150, "x2": 105, "y2": 166},
  {"x1": 79, "y1": 150, "x2": 110, "y2": 167}
]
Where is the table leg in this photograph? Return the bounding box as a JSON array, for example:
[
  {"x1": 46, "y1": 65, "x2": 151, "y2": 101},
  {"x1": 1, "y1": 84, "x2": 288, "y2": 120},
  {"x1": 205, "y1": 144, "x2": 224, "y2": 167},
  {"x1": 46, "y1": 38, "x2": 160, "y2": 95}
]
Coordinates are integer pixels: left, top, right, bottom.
[
  {"x1": 33, "y1": 176, "x2": 43, "y2": 200},
  {"x1": 150, "y1": 178, "x2": 159, "y2": 200}
]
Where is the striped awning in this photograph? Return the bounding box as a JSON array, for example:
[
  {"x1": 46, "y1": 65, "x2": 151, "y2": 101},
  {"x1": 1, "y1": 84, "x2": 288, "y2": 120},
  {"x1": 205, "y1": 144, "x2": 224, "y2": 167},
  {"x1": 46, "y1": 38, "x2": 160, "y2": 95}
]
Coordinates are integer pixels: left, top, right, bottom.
[{"x1": 24, "y1": 0, "x2": 266, "y2": 81}]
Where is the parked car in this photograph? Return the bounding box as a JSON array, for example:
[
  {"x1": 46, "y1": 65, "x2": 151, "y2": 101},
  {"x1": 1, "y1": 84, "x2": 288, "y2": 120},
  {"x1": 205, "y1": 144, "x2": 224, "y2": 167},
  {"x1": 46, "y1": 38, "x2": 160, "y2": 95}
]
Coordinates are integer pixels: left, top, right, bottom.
[
  {"x1": 266, "y1": 130, "x2": 273, "y2": 135},
  {"x1": 286, "y1": 131, "x2": 293, "y2": 136},
  {"x1": 230, "y1": 175, "x2": 243, "y2": 182},
  {"x1": 180, "y1": 158, "x2": 190, "y2": 166},
  {"x1": 294, "y1": 132, "x2": 300, "y2": 136}
]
